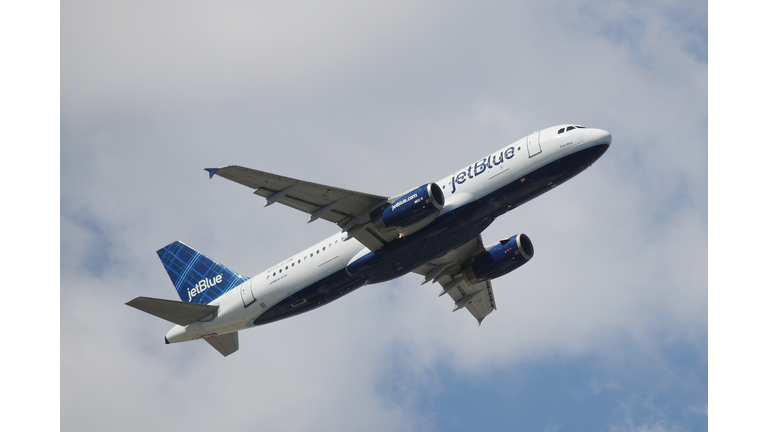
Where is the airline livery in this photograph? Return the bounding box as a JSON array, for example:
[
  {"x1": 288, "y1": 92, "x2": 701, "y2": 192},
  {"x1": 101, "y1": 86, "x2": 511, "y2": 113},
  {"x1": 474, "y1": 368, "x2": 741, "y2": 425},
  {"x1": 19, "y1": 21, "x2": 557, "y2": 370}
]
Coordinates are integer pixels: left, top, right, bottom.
[{"x1": 127, "y1": 125, "x2": 611, "y2": 356}]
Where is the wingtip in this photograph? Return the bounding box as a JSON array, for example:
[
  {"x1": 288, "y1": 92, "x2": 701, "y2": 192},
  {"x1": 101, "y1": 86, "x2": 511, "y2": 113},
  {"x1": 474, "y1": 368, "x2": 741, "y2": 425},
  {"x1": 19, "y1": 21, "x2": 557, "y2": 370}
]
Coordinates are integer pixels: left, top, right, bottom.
[{"x1": 204, "y1": 168, "x2": 219, "y2": 179}]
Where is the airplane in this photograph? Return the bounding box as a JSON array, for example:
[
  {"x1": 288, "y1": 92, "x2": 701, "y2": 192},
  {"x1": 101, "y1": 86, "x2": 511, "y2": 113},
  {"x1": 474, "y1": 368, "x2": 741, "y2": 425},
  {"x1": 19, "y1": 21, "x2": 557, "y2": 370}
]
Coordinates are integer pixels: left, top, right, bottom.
[{"x1": 127, "y1": 124, "x2": 611, "y2": 356}]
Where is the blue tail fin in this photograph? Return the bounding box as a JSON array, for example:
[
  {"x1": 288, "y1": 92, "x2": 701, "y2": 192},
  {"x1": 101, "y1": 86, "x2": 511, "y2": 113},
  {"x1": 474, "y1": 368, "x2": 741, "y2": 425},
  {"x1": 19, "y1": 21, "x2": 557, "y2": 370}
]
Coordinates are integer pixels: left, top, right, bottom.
[{"x1": 157, "y1": 241, "x2": 249, "y2": 304}]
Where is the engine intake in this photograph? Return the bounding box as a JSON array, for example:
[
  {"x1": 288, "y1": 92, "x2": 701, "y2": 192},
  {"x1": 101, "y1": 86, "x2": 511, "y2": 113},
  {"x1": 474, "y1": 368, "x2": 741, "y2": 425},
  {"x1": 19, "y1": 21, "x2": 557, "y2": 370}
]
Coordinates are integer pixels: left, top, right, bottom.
[
  {"x1": 463, "y1": 234, "x2": 534, "y2": 284},
  {"x1": 373, "y1": 183, "x2": 445, "y2": 235}
]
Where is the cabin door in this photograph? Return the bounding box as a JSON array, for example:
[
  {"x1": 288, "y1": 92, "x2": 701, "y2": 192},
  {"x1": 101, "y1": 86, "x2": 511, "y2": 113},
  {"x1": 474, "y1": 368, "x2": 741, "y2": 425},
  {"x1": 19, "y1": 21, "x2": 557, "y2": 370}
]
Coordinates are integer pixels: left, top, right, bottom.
[
  {"x1": 241, "y1": 279, "x2": 257, "y2": 307},
  {"x1": 527, "y1": 131, "x2": 542, "y2": 157}
]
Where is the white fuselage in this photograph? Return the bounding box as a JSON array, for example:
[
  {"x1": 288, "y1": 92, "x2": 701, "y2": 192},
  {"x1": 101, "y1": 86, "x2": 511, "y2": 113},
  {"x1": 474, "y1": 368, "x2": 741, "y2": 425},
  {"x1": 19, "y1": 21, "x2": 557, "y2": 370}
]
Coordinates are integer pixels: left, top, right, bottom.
[{"x1": 165, "y1": 125, "x2": 611, "y2": 343}]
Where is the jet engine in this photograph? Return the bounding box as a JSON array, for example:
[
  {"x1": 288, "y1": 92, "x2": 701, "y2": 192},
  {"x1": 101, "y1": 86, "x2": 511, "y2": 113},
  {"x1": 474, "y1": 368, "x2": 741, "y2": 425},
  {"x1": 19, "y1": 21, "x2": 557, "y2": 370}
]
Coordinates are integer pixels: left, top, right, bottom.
[
  {"x1": 462, "y1": 234, "x2": 534, "y2": 284},
  {"x1": 373, "y1": 183, "x2": 445, "y2": 236}
]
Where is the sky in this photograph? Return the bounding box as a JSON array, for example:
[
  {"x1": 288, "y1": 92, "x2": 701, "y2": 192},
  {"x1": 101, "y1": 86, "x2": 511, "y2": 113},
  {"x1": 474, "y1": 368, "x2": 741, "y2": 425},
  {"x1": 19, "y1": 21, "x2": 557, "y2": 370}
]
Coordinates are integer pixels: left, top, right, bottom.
[{"x1": 6, "y1": 1, "x2": 751, "y2": 430}]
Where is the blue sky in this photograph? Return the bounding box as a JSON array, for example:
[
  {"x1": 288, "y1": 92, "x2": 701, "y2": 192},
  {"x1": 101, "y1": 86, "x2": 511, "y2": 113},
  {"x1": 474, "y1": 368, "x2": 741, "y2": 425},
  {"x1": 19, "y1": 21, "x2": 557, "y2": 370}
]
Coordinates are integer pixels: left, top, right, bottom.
[{"x1": 5, "y1": 1, "x2": 739, "y2": 430}]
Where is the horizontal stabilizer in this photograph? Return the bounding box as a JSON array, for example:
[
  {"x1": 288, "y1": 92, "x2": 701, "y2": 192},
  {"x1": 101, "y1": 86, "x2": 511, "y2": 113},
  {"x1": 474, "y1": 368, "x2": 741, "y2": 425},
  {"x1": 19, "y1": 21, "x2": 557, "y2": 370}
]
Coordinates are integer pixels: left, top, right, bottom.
[
  {"x1": 204, "y1": 332, "x2": 239, "y2": 357},
  {"x1": 126, "y1": 296, "x2": 218, "y2": 326}
]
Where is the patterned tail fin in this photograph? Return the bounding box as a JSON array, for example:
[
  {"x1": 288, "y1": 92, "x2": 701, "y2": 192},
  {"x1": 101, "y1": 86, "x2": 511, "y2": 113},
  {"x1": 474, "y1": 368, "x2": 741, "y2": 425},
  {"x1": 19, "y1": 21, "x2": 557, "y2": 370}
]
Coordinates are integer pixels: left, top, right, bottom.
[{"x1": 157, "y1": 241, "x2": 249, "y2": 304}]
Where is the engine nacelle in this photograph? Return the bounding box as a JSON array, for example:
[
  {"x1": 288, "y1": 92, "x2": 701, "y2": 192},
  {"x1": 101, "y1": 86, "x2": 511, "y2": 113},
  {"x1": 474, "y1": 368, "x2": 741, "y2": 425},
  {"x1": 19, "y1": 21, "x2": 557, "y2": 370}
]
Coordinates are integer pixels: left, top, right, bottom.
[
  {"x1": 373, "y1": 183, "x2": 445, "y2": 235},
  {"x1": 463, "y1": 234, "x2": 534, "y2": 284}
]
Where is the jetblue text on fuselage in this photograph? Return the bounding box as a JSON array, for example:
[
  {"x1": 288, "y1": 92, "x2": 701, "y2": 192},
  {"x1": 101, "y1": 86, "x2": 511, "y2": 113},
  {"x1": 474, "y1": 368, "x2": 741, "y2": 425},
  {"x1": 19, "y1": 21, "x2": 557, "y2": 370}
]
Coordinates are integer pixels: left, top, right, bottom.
[{"x1": 450, "y1": 146, "x2": 515, "y2": 193}]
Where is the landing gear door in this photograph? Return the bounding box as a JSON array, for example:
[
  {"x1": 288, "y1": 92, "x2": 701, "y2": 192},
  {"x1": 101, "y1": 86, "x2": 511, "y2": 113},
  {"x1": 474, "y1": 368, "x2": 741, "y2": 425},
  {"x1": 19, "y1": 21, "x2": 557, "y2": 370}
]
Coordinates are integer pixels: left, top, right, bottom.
[
  {"x1": 241, "y1": 279, "x2": 257, "y2": 307},
  {"x1": 527, "y1": 131, "x2": 542, "y2": 157}
]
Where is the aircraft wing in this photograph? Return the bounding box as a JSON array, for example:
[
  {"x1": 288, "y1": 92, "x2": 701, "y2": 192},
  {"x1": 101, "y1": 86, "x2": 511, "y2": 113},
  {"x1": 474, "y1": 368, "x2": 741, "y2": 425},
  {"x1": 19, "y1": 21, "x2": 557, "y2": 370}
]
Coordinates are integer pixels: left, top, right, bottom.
[
  {"x1": 412, "y1": 235, "x2": 498, "y2": 324},
  {"x1": 207, "y1": 166, "x2": 394, "y2": 250}
]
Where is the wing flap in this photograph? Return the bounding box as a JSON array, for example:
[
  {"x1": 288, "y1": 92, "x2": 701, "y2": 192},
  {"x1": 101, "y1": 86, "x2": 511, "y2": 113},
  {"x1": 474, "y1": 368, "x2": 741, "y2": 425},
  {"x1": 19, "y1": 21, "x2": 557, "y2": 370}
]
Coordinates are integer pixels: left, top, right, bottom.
[{"x1": 126, "y1": 296, "x2": 218, "y2": 326}]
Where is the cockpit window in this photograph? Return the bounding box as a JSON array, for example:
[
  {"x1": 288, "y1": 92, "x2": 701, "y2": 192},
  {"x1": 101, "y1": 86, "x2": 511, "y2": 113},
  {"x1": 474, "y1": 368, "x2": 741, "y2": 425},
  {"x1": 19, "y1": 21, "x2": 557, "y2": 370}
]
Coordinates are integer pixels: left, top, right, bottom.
[{"x1": 558, "y1": 125, "x2": 587, "y2": 134}]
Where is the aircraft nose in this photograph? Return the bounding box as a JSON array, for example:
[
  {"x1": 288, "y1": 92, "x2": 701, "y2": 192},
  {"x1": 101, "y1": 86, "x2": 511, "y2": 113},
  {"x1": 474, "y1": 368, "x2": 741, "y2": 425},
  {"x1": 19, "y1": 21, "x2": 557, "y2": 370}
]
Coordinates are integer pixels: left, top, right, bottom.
[{"x1": 593, "y1": 129, "x2": 612, "y2": 146}]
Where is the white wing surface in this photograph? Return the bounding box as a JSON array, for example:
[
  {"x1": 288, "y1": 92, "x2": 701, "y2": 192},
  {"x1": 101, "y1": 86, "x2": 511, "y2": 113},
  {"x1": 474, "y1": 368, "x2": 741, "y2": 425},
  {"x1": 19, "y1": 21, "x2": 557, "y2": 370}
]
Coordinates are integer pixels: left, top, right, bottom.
[
  {"x1": 412, "y1": 235, "x2": 498, "y2": 324},
  {"x1": 208, "y1": 166, "x2": 396, "y2": 250}
]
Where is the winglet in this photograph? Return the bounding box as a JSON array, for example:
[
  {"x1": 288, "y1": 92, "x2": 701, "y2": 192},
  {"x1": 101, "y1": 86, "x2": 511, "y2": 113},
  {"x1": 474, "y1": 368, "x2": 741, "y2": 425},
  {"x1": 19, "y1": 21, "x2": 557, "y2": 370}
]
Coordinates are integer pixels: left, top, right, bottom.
[{"x1": 204, "y1": 168, "x2": 219, "y2": 179}]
